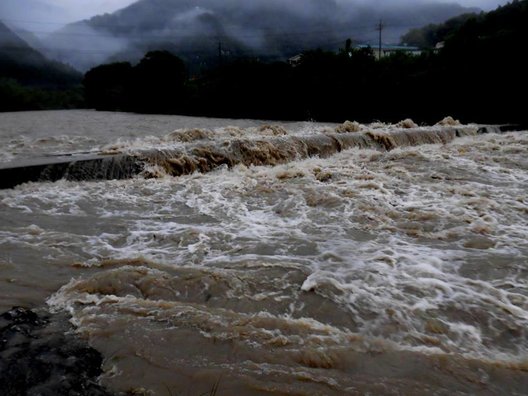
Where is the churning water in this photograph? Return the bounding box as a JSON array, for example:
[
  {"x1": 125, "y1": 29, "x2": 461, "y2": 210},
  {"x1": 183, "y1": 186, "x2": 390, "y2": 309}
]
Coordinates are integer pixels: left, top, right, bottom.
[{"x1": 0, "y1": 111, "x2": 527, "y2": 395}]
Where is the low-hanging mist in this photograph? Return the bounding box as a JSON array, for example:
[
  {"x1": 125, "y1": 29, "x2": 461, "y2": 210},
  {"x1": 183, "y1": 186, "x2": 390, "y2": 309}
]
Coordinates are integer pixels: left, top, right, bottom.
[{"x1": 34, "y1": 0, "x2": 481, "y2": 71}]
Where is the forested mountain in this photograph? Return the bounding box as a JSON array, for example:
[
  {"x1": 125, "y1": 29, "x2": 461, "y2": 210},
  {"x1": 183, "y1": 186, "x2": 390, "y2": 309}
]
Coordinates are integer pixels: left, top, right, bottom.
[
  {"x1": 0, "y1": 21, "x2": 80, "y2": 87},
  {"x1": 82, "y1": 0, "x2": 528, "y2": 125},
  {"x1": 0, "y1": 21, "x2": 82, "y2": 111},
  {"x1": 42, "y1": 0, "x2": 477, "y2": 71},
  {"x1": 400, "y1": 12, "x2": 478, "y2": 48}
]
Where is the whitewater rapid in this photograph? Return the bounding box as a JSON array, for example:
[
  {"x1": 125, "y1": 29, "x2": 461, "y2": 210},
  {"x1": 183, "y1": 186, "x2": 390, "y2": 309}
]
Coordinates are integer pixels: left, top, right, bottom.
[{"x1": 0, "y1": 111, "x2": 526, "y2": 395}]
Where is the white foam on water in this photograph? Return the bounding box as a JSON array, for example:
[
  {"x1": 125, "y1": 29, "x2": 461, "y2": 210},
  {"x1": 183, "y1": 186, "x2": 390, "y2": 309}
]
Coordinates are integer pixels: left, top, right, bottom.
[{"x1": 2, "y1": 128, "x2": 528, "y2": 381}]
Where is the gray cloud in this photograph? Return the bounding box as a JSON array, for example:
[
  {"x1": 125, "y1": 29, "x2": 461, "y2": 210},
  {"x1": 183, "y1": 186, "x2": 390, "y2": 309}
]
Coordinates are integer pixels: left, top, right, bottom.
[
  {"x1": 0, "y1": 0, "x2": 511, "y2": 71},
  {"x1": 0, "y1": 0, "x2": 510, "y2": 30}
]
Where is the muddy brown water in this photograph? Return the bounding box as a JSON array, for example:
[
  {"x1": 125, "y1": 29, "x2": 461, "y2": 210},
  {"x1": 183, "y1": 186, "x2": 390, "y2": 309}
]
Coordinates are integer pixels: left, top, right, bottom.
[{"x1": 1, "y1": 111, "x2": 527, "y2": 395}]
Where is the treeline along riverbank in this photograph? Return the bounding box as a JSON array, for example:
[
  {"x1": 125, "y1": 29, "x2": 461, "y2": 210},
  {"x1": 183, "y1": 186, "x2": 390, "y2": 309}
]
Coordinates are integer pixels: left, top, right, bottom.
[
  {"x1": 2, "y1": 1, "x2": 527, "y2": 125},
  {"x1": 82, "y1": 0, "x2": 528, "y2": 125}
]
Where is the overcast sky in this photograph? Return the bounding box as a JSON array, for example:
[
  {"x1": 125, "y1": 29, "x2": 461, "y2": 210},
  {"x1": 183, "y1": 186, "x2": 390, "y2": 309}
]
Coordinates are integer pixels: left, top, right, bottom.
[
  {"x1": 0, "y1": 0, "x2": 512, "y2": 30},
  {"x1": 61, "y1": 0, "x2": 510, "y2": 18},
  {"x1": 46, "y1": 0, "x2": 138, "y2": 19}
]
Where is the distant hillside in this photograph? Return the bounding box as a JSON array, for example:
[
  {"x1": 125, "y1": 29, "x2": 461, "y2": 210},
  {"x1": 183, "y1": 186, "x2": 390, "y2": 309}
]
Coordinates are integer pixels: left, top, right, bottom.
[
  {"x1": 42, "y1": 0, "x2": 478, "y2": 71},
  {"x1": 400, "y1": 12, "x2": 478, "y2": 48},
  {"x1": 82, "y1": 0, "x2": 528, "y2": 125},
  {"x1": 0, "y1": 20, "x2": 81, "y2": 87},
  {"x1": 438, "y1": 0, "x2": 528, "y2": 93},
  {"x1": 0, "y1": 21, "x2": 83, "y2": 112}
]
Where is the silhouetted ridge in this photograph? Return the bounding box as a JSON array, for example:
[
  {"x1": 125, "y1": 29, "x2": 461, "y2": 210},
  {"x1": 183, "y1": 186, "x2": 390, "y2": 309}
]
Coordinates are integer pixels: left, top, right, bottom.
[
  {"x1": 0, "y1": 20, "x2": 81, "y2": 87},
  {"x1": 42, "y1": 0, "x2": 477, "y2": 71}
]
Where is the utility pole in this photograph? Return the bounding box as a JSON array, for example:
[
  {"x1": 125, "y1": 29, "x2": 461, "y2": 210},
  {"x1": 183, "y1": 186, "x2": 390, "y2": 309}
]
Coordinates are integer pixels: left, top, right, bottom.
[{"x1": 376, "y1": 20, "x2": 384, "y2": 59}]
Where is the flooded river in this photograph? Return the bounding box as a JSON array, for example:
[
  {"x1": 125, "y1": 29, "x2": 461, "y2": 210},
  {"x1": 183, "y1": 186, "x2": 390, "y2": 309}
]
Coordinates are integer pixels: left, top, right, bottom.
[{"x1": 0, "y1": 110, "x2": 527, "y2": 395}]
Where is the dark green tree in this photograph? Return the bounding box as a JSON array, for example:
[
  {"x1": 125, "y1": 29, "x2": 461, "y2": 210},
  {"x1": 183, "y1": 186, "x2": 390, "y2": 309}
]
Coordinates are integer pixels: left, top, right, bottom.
[
  {"x1": 83, "y1": 62, "x2": 132, "y2": 111},
  {"x1": 129, "y1": 50, "x2": 187, "y2": 113}
]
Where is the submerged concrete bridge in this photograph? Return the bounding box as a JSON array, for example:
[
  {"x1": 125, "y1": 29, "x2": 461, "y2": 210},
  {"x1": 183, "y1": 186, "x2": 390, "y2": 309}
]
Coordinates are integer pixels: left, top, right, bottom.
[{"x1": 0, "y1": 125, "x2": 517, "y2": 190}]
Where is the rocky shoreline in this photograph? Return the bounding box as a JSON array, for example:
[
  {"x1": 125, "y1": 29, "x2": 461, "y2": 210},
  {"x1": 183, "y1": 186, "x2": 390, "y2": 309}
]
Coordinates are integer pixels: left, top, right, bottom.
[{"x1": 0, "y1": 307, "x2": 113, "y2": 396}]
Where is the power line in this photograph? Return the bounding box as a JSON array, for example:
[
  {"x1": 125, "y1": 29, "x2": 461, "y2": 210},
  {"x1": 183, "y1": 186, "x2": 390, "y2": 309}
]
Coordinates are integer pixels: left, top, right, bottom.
[
  {"x1": 3, "y1": 18, "x2": 428, "y2": 42},
  {"x1": 376, "y1": 20, "x2": 385, "y2": 59},
  {"x1": 8, "y1": 27, "x2": 372, "y2": 40},
  {"x1": 1, "y1": 17, "x2": 427, "y2": 31},
  {"x1": 2, "y1": 17, "x2": 427, "y2": 58}
]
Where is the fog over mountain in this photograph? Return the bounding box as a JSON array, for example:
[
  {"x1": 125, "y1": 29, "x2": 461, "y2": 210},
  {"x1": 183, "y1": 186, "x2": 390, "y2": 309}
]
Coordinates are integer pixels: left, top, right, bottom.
[
  {"x1": 0, "y1": 20, "x2": 80, "y2": 86},
  {"x1": 0, "y1": 0, "x2": 136, "y2": 31},
  {"x1": 2, "y1": 0, "x2": 496, "y2": 71},
  {"x1": 0, "y1": 0, "x2": 509, "y2": 26}
]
